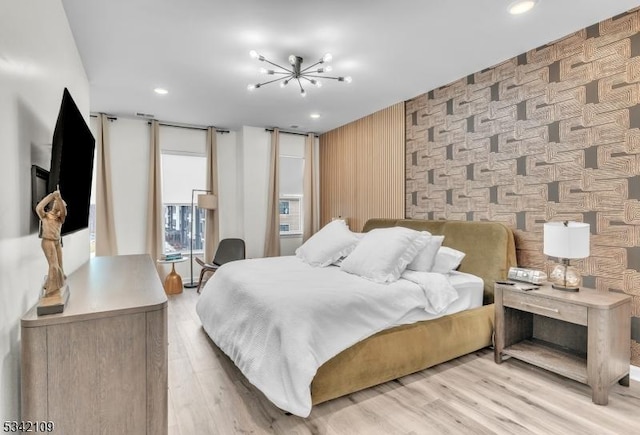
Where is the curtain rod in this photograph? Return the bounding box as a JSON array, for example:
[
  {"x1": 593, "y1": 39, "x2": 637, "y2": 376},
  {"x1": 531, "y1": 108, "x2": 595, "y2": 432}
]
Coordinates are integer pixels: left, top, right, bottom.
[
  {"x1": 89, "y1": 114, "x2": 117, "y2": 121},
  {"x1": 89, "y1": 113, "x2": 229, "y2": 133},
  {"x1": 265, "y1": 128, "x2": 318, "y2": 138},
  {"x1": 151, "y1": 121, "x2": 230, "y2": 134}
]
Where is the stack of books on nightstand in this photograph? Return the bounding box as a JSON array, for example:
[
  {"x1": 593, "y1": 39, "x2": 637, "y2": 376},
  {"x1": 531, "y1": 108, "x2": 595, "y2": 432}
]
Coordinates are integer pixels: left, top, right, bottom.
[{"x1": 161, "y1": 252, "x2": 183, "y2": 261}]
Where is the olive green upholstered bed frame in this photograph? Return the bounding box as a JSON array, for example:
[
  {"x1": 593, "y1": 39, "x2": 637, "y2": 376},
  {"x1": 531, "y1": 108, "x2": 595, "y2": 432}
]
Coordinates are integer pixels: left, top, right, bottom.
[{"x1": 310, "y1": 218, "x2": 517, "y2": 406}]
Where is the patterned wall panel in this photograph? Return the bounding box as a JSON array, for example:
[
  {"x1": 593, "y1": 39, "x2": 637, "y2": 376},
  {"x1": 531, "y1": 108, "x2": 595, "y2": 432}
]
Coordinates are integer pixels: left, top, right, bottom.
[{"x1": 405, "y1": 9, "x2": 640, "y2": 365}]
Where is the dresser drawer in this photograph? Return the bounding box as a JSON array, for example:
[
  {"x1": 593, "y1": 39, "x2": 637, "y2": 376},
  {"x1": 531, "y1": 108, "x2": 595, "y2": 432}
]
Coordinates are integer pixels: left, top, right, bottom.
[{"x1": 503, "y1": 291, "x2": 587, "y2": 326}]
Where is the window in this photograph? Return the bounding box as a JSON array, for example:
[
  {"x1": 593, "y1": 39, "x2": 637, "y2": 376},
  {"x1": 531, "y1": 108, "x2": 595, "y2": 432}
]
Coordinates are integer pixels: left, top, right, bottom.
[
  {"x1": 161, "y1": 153, "x2": 207, "y2": 254},
  {"x1": 279, "y1": 200, "x2": 290, "y2": 215},
  {"x1": 280, "y1": 155, "x2": 304, "y2": 235},
  {"x1": 89, "y1": 203, "x2": 96, "y2": 255},
  {"x1": 163, "y1": 204, "x2": 206, "y2": 253},
  {"x1": 279, "y1": 195, "x2": 302, "y2": 235}
]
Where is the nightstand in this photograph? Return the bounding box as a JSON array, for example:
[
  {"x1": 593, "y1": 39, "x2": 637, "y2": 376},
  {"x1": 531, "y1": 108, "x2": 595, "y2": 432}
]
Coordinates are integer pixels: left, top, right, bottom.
[{"x1": 494, "y1": 282, "x2": 631, "y2": 405}]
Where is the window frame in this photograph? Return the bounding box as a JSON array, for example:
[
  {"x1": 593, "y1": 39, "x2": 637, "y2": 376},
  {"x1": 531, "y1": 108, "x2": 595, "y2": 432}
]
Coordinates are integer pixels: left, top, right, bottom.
[
  {"x1": 278, "y1": 194, "x2": 303, "y2": 236},
  {"x1": 160, "y1": 150, "x2": 208, "y2": 255}
]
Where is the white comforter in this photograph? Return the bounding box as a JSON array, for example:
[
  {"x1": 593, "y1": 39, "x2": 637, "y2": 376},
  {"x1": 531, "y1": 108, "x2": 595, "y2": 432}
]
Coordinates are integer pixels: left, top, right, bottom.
[{"x1": 195, "y1": 256, "x2": 459, "y2": 417}]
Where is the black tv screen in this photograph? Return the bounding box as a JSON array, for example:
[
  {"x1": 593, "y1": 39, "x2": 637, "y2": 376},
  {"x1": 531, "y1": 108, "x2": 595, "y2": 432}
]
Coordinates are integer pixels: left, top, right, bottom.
[{"x1": 48, "y1": 88, "x2": 96, "y2": 236}]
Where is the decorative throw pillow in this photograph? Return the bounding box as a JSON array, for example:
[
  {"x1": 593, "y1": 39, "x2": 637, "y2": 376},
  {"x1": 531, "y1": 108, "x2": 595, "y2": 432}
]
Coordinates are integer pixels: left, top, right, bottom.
[
  {"x1": 295, "y1": 219, "x2": 360, "y2": 267},
  {"x1": 431, "y1": 246, "x2": 466, "y2": 274},
  {"x1": 340, "y1": 227, "x2": 430, "y2": 283},
  {"x1": 407, "y1": 235, "x2": 444, "y2": 272}
]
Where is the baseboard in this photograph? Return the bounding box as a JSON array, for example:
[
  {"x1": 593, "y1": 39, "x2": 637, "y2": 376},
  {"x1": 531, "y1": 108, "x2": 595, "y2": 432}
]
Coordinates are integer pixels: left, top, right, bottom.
[{"x1": 631, "y1": 364, "x2": 640, "y2": 382}]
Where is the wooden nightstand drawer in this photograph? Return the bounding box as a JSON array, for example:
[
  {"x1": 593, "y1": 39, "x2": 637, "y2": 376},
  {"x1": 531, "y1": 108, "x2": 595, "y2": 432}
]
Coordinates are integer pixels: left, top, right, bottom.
[{"x1": 503, "y1": 291, "x2": 587, "y2": 326}]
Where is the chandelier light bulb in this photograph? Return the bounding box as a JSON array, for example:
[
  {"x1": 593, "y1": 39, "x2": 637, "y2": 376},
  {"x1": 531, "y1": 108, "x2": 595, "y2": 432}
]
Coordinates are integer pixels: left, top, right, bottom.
[
  {"x1": 249, "y1": 50, "x2": 259, "y2": 59},
  {"x1": 344, "y1": 76, "x2": 352, "y2": 83},
  {"x1": 322, "y1": 53, "x2": 333, "y2": 62},
  {"x1": 247, "y1": 84, "x2": 256, "y2": 91},
  {"x1": 325, "y1": 65, "x2": 333, "y2": 72},
  {"x1": 301, "y1": 89, "x2": 307, "y2": 97},
  {"x1": 316, "y1": 81, "x2": 322, "y2": 88},
  {"x1": 259, "y1": 67, "x2": 267, "y2": 74},
  {"x1": 289, "y1": 55, "x2": 297, "y2": 65}
]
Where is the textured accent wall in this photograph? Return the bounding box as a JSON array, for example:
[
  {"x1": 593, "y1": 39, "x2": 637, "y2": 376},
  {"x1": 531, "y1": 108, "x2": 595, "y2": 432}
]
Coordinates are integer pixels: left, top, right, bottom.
[
  {"x1": 320, "y1": 103, "x2": 405, "y2": 231},
  {"x1": 406, "y1": 9, "x2": 640, "y2": 365}
]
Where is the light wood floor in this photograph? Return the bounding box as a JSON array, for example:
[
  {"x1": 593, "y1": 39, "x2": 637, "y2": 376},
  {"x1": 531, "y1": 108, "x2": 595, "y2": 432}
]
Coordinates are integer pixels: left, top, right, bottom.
[{"x1": 168, "y1": 289, "x2": 640, "y2": 435}]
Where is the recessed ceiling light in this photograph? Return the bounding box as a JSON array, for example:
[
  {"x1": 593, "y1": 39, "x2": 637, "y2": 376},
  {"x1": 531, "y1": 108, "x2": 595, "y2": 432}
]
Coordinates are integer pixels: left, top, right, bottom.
[
  {"x1": 310, "y1": 113, "x2": 321, "y2": 119},
  {"x1": 154, "y1": 88, "x2": 168, "y2": 95},
  {"x1": 508, "y1": 0, "x2": 538, "y2": 15}
]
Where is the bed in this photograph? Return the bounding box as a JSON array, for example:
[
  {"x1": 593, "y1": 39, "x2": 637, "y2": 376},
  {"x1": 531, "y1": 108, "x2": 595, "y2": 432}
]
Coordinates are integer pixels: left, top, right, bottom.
[{"x1": 196, "y1": 218, "x2": 516, "y2": 417}]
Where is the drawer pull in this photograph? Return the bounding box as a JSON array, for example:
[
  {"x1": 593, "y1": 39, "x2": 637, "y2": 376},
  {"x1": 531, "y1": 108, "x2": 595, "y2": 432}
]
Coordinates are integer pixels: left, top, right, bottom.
[{"x1": 522, "y1": 303, "x2": 559, "y2": 313}]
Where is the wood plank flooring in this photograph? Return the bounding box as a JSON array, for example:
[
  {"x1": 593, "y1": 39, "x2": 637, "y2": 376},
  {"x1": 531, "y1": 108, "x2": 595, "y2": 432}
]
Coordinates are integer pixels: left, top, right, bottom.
[{"x1": 168, "y1": 289, "x2": 640, "y2": 435}]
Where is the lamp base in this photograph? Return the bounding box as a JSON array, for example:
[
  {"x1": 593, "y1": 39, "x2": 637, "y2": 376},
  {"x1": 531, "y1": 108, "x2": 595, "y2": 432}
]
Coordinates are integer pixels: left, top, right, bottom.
[
  {"x1": 551, "y1": 283, "x2": 579, "y2": 292},
  {"x1": 183, "y1": 281, "x2": 199, "y2": 289},
  {"x1": 549, "y1": 262, "x2": 581, "y2": 292}
]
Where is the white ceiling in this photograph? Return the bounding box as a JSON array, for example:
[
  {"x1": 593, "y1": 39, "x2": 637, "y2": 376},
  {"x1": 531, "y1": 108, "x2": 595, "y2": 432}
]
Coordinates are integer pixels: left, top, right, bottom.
[{"x1": 61, "y1": 0, "x2": 640, "y2": 134}]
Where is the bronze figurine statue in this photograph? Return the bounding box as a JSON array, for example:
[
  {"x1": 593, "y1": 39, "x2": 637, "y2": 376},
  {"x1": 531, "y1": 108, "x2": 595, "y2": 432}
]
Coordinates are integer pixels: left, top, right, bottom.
[{"x1": 36, "y1": 189, "x2": 67, "y2": 296}]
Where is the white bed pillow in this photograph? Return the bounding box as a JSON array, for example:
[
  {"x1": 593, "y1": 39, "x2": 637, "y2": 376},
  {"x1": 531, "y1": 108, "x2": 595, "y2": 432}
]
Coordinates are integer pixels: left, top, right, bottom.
[
  {"x1": 431, "y1": 246, "x2": 466, "y2": 274},
  {"x1": 407, "y1": 235, "x2": 444, "y2": 272},
  {"x1": 295, "y1": 219, "x2": 360, "y2": 267},
  {"x1": 330, "y1": 232, "x2": 372, "y2": 266},
  {"x1": 340, "y1": 227, "x2": 430, "y2": 283}
]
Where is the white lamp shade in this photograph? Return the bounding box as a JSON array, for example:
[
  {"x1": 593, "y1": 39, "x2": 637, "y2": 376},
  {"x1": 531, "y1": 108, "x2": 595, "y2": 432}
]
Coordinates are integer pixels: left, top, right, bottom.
[
  {"x1": 197, "y1": 194, "x2": 217, "y2": 210},
  {"x1": 543, "y1": 221, "x2": 590, "y2": 259}
]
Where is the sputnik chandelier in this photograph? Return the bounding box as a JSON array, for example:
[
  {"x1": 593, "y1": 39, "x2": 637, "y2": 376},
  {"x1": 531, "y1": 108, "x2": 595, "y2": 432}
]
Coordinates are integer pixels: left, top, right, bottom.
[{"x1": 247, "y1": 50, "x2": 352, "y2": 97}]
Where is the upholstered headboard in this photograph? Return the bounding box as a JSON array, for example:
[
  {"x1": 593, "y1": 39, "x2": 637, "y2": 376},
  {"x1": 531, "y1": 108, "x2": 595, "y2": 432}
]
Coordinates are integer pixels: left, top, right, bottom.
[{"x1": 362, "y1": 219, "x2": 517, "y2": 304}]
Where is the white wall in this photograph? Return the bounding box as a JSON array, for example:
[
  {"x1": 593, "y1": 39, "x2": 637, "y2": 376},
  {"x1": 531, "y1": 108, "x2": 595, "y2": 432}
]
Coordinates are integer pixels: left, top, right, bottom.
[
  {"x1": 109, "y1": 118, "x2": 151, "y2": 254},
  {"x1": 217, "y1": 131, "x2": 241, "y2": 239},
  {"x1": 0, "y1": 0, "x2": 89, "y2": 421},
  {"x1": 240, "y1": 126, "x2": 271, "y2": 258}
]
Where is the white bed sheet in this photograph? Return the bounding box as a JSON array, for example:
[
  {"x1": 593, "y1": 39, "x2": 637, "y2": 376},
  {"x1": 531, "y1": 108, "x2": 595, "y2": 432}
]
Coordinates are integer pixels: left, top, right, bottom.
[
  {"x1": 195, "y1": 256, "x2": 478, "y2": 417},
  {"x1": 389, "y1": 270, "x2": 484, "y2": 326}
]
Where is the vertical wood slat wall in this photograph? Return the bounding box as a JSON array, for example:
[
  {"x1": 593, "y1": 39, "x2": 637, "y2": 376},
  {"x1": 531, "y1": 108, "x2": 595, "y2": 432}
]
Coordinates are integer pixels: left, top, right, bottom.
[{"x1": 319, "y1": 103, "x2": 405, "y2": 232}]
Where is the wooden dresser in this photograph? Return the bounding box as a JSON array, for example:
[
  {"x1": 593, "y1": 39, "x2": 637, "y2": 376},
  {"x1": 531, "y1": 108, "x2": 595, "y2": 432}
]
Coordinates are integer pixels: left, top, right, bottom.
[{"x1": 21, "y1": 254, "x2": 168, "y2": 435}]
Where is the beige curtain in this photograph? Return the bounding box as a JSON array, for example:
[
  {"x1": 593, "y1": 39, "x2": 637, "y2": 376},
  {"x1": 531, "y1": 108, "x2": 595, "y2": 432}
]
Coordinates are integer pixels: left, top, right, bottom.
[
  {"x1": 264, "y1": 128, "x2": 281, "y2": 257},
  {"x1": 303, "y1": 133, "x2": 320, "y2": 241},
  {"x1": 204, "y1": 127, "x2": 219, "y2": 261},
  {"x1": 95, "y1": 114, "x2": 118, "y2": 255},
  {"x1": 146, "y1": 120, "x2": 163, "y2": 263}
]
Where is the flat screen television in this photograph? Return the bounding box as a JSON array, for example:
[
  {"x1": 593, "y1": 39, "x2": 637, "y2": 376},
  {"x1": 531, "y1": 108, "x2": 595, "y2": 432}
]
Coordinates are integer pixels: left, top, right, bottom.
[{"x1": 47, "y1": 88, "x2": 96, "y2": 236}]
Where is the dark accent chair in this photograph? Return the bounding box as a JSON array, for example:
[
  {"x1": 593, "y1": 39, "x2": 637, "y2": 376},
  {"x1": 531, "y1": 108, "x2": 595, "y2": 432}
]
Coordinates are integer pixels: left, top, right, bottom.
[{"x1": 196, "y1": 238, "x2": 246, "y2": 293}]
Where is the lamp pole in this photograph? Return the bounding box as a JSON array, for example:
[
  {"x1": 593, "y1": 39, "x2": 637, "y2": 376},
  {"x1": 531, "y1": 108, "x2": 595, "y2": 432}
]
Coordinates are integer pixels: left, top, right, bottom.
[{"x1": 184, "y1": 188, "x2": 212, "y2": 288}]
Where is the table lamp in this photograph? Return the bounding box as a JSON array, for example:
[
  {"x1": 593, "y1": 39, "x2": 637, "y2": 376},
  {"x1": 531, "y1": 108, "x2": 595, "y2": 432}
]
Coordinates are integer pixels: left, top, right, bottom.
[{"x1": 543, "y1": 221, "x2": 590, "y2": 292}]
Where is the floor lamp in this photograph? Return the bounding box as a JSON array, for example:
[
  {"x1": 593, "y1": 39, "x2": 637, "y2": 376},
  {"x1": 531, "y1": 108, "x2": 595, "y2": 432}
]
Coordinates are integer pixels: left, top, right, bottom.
[{"x1": 184, "y1": 189, "x2": 217, "y2": 288}]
